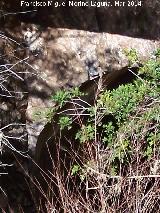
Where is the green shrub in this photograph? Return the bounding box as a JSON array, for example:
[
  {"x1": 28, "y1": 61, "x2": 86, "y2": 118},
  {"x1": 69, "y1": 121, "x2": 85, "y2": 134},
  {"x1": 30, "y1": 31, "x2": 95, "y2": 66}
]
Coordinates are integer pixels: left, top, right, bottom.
[
  {"x1": 38, "y1": 50, "x2": 160, "y2": 176},
  {"x1": 73, "y1": 52, "x2": 160, "y2": 173},
  {"x1": 51, "y1": 87, "x2": 85, "y2": 107},
  {"x1": 75, "y1": 124, "x2": 95, "y2": 143},
  {"x1": 123, "y1": 48, "x2": 139, "y2": 66},
  {"x1": 58, "y1": 116, "x2": 72, "y2": 130}
]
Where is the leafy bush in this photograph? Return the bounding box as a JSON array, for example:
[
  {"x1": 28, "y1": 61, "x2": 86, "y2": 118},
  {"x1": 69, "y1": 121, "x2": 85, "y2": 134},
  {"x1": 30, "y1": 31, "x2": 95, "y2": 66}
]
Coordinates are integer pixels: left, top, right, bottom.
[
  {"x1": 58, "y1": 116, "x2": 72, "y2": 130},
  {"x1": 75, "y1": 124, "x2": 95, "y2": 143},
  {"x1": 51, "y1": 87, "x2": 85, "y2": 107},
  {"x1": 36, "y1": 49, "x2": 160, "y2": 213},
  {"x1": 72, "y1": 52, "x2": 160, "y2": 175}
]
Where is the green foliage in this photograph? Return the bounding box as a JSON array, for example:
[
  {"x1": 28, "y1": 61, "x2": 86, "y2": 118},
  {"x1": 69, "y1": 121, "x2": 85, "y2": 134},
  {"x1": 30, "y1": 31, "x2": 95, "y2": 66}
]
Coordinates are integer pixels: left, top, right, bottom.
[
  {"x1": 102, "y1": 122, "x2": 115, "y2": 145},
  {"x1": 71, "y1": 164, "x2": 81, "y2": 176},
  {"x1": 34, "y1": 87, "x2": 85, "y2": 122},
  {"x1": 139, "y1": 59, "x2": 160, "y2": 82},
  {"x1": 123, "y1": 48, "x2": 139, "y2": 66},
  {"x1": 71, "y1": 164, "x2": 86, "y2": 180},
  {"x1": 51, "y1": 87, "x2": 85, "y2": 108},
  {"x1": 72, "y1": 53, "x2": 159, "y2": 172},
  {"x1": 70, "y1": 87, "x2": 85, "y2": 97},
  {"x1": 144, "y1": 132, "x2": 160, "y2": 159},
  {"x1": 110, "y1": 165, "x2": 118, "y2": 176},
  {"x1": 113, "y1": 139, "x2": 131, "y2": 163},
  {"x1": 58, "y1": 116, "x2": 72, "y2": 130},
  {"x1": 45, "y1": 108, "x2": 56, "y2": 122},
  {"x1": 117, "y1": 103, "x2": 160, "y2": 161},
  {"x1": 33, "y1": 108, "x2": 55, "y2": 122},
  {"x1": 76, "y1": 52, "x2": 159, "y2": 173},
  {"x1": 87, "y1": 106, "x2": 96, "y2": 118},
  {"x1": 47, "y1": 49, "x2": 160, "y2": 177},
  {"x1": 51, "y1": 90, "x2": 70, "y2": 107},
  {"x1": 153, "y1": 48, "x2": 160, "y2": 58},
  {"x1": 98, "y1": 81, "x2": 148, "y2": 124},
  {"x1": 75, "y1": 124, "x2": 95, "y2": 143}
]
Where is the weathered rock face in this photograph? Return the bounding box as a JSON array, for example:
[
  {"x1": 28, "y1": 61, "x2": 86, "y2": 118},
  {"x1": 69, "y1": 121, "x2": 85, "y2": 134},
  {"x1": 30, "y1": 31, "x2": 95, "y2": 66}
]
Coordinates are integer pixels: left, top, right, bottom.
[{"x1": 25, "y1": 28, "x2": 159, "y2": 121}]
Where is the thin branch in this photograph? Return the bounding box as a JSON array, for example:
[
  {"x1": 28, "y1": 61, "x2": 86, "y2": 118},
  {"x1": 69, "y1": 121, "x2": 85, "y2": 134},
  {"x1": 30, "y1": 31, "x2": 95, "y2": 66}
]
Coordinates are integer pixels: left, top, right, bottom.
[{"x1": 128, "y1": 68, "x2": 146, "y2": 84}]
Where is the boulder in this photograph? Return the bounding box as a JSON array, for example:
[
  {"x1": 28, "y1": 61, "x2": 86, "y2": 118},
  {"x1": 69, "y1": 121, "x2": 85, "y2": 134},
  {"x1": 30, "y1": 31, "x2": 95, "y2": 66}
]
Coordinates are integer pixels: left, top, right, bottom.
[
  {"x1": 23, "y1": 28, "x2": 159, "y2": 153},
  {"x1": 25, "y1": 28, "x2": 159, "y2": 121}
]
